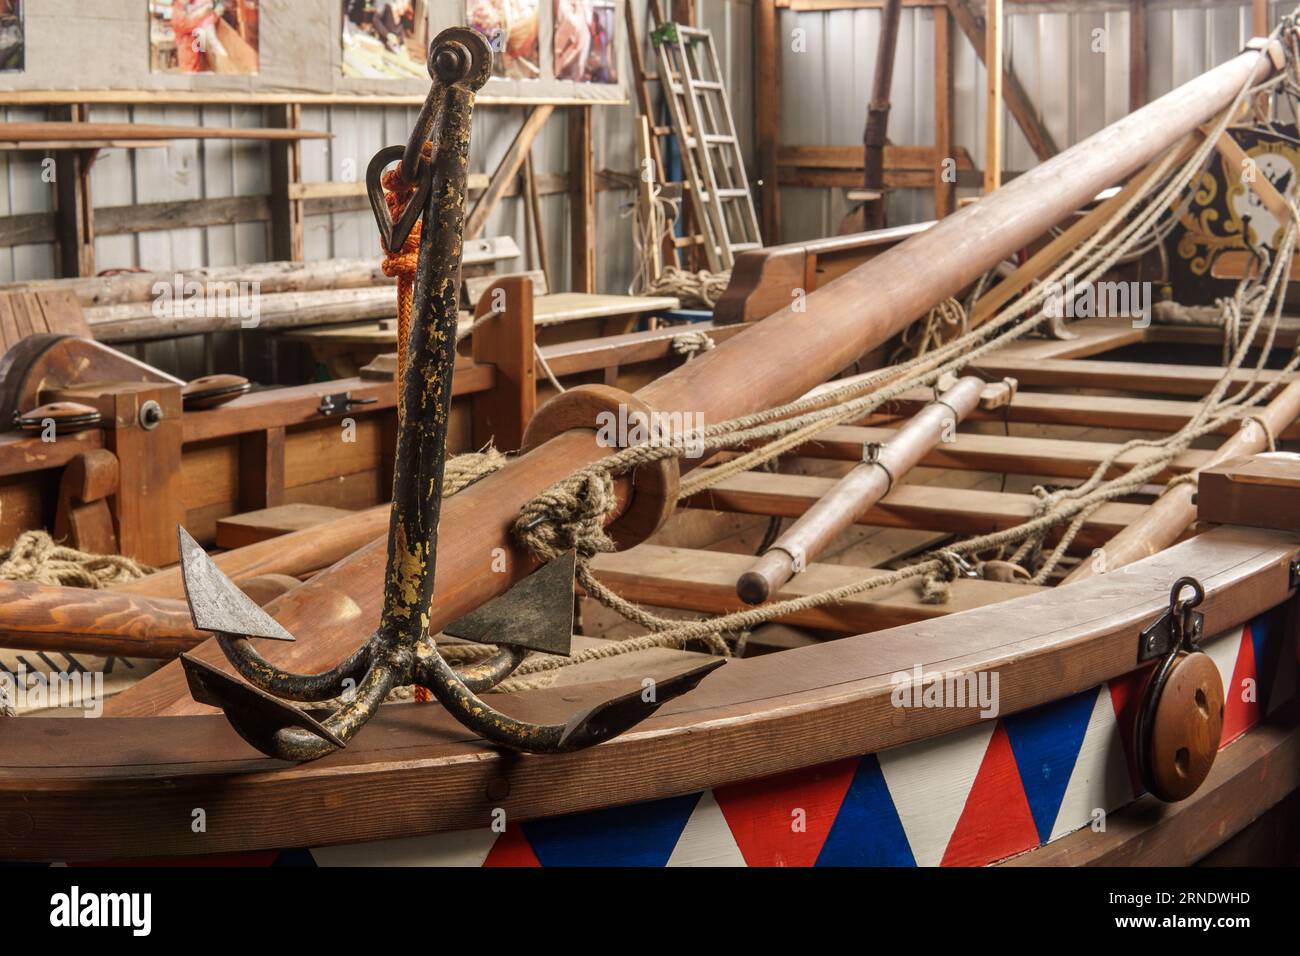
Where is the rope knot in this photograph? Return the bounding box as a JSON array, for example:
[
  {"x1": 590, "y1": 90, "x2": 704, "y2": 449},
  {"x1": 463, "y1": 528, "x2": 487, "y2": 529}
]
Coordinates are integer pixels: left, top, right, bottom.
[{"x1": 514, "y1": 469, "x2": 619, "y2": 562}]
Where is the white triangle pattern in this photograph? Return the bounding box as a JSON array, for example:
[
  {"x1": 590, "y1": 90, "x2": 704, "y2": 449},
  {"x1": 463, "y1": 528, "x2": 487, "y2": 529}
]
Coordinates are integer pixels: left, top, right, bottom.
[
  {"x1": 877, "y1": 720, "x2": 995, "y2": 868},
  {"x1": 1048, "y1": 684, "x2": 1134, "y2": 842},
  {"x1": 666, "y1": 790, "x2": 746, "y2": 867}
]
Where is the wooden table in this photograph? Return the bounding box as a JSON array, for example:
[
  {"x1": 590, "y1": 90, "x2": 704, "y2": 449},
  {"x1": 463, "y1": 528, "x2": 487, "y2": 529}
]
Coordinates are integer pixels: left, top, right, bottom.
[{"x1": 282, "y1": 292, "x2": 681, "y2": 378}]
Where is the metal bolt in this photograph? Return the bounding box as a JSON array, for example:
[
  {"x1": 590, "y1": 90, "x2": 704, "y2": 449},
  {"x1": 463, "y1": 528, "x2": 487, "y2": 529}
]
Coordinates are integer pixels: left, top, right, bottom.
[{"x1": 138, "y1": 400, "x2": 163, "y2": 431}]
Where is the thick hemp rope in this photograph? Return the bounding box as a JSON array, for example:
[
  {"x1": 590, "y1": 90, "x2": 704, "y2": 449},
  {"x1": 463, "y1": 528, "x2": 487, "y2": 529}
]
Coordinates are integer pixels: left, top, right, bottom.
[{"x1": 0, "y1": 532, "x2": 155, "y2": 589}]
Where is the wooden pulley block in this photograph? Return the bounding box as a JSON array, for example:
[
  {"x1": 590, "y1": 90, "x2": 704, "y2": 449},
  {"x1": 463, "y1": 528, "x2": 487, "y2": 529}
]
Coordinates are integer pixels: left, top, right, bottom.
[
  {"x1": 182, "y1": 373, "x2": 251, "y2": 410},
  {"x1": 521, "y1": 383, "x2": 680, "y2": 550},
  {"x1": 14, "y1": 401, "x2": 102, "y2": 435},
  {"x1": 1142, "y1": 651, "x2": 1225, "y2": 802},
  {"x1": 1134, "y1": 576, "x2": 1224, "y2": 802}
]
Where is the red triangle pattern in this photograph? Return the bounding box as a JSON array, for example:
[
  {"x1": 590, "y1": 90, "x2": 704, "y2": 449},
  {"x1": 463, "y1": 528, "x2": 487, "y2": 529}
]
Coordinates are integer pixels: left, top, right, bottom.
[
  {"x1": 713, "y1": 758, "x2": 857, "y2": 867},
  {"x1": 941, "y1": 722, "x2": 1038, "y2": 866},
  {"x1": 1108, "y1": 664, "x2": 1154, "y2": 793},
  {"x1": 481, "y1": 825, "x2": 540, "y2": 867},
  {"x1": 1221, "y1": 628, "x2": 1261, "y2": 746}
]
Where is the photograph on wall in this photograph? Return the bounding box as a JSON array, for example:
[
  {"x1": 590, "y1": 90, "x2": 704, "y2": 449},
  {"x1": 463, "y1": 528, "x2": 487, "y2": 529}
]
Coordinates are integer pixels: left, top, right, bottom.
[
  {"x1": 0, "y1": 1, "x2": 23, "y2": 73},
  {"x1": 342, "y1": 0, "x2": 430, "y2": 79},
  {"x1": 554, "y1": 0, "x2": 616, "y2": 84},
  {"x1": 149, "y1": 1, "x2": 261, "y2": 75},
  {"x1": 468, "y1": 0, "x2": 540, "y2": 80}
]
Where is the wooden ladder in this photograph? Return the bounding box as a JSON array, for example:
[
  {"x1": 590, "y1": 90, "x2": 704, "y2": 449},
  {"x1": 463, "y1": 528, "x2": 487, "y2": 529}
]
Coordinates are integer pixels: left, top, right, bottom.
[{"x1": 651, "y1": 20, "x2": 762, "y2": 272}]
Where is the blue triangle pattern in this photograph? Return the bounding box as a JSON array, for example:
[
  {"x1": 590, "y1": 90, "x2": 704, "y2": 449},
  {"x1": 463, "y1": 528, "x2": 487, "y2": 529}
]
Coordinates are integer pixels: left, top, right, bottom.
[
  {"x1": 1248, "y1": 608, "x2": 1281, "y2": 710},
  {"x1": 815, "y1": 755, "x2": 915, "y2": 866},
  {"x1": 1003, "y1": 688, "x2": 1097, "y2": 844},
  {"x1": 521, "y1": 792, "x2": 702, "y2": 866}
]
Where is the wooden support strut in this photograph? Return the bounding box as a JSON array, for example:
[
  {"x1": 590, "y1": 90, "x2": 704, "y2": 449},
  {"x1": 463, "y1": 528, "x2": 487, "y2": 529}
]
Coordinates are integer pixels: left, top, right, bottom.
[{"x1": 737, "y1": 375, "x2": 987, "y2": 603}]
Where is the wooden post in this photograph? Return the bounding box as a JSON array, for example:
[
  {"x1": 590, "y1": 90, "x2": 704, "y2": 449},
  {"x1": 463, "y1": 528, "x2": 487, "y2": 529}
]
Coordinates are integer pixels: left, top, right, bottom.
[
  {"x1": 1129, "y1": 0, "x2": 1148, "y2": 112},
  {"x1": 568, "y1": 105, "x2": 596, "y2": 293},
  {"x1": 51, "y1": 105, "x2": 95, "y2": 278},
  {"x1": 934, "y1": 7, "x2": 955, "y2": 218},
  {"x1": 1253, "y1": 0, "x2": 1270, "y2": 37},
  {"x1": 471, "y1": 275, "x2": 537, "y2": 452},
  {"x1": 269, "y1": 103, "x2": 305, "y2": 262},
  {"x1": 756, "y1": 0, "x2": 781, "y2": 243},
  {"x1": 947, "y1": 0, "x2": 1057, "y2": 162},
  {"x1": 238, "y1": 426, "x2": 286, "y2": 512},
  {"x1": 984, "y1": 0, "x2": 1003, "y2": 194}
]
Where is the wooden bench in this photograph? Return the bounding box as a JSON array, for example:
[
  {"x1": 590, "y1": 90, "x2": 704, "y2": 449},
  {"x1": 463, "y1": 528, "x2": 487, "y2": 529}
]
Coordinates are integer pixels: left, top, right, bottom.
[{"x1": 713, "y1": 223, "x2": 933, "y2": 325}]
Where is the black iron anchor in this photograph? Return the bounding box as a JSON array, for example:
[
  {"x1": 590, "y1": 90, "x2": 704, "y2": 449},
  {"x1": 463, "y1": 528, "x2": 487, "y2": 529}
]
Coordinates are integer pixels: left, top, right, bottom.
[{"x1": 178, "y1": 27, "x2": 720, "y2": 762}]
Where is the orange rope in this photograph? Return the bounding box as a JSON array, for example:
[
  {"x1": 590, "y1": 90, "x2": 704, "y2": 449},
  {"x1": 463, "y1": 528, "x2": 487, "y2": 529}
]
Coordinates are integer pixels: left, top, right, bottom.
[{"x1": 379, "y1": 142, "x2": 433, "y2": 382}]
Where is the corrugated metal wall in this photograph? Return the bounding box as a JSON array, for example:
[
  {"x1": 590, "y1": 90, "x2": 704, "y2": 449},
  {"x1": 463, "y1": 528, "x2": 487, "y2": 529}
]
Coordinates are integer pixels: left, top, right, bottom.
[
  {"x1": 0, "y1": 1, "x2": 1281, "y2": 339},
  {"x1": 779, "y1": 0, "x2": 1276, "y2": 242}
]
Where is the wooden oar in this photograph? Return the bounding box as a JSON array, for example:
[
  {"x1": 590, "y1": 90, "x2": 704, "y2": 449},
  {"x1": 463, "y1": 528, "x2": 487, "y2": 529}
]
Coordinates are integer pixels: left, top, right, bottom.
[{"x1": 737, "y1": 375, "x2": 990, "y2": 604}]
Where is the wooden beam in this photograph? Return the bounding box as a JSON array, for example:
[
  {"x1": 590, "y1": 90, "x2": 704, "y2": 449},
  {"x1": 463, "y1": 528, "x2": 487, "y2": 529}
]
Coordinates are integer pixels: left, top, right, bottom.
[
  {"x1": 684, "y1": 472, "x2": 1144, "y2": 549},
  {"x1": 756, "y1": 0, "x2": 782, "y2": 242},
  {"x1": 238, "y1": 427, "x2": 286, "y2": 513},
  {"x1": 569, "y1": 106, "x2": 597, "y2": 293},
  {"x1": 470, "y1": 276, "x2": 537, "y2": 452},
  {"x1": 787, "y1": 424, "x2": 1209, "y2": 480},
  {"x1": 51, "y1": 106, "x2": 94, "y2": 278},
  {"x1": 934, "y1": 6, "x2": 956, "y2": 217},
  {"x1": 985, "y1": 0, "x2": 1003, "y2": 192},
  {"x1": 589, "y1": 544, "x2": 1040, "y2": 633},
  {"x1": 465, "y1": 105, "x2": 555, "y2": 241},
  {"x1": 268, "y1": 103, "x2": 305, "y2": 263},
  {"x1": 975, "y1": 356, "x2": 1295, "y2": 397},
  {"x1": 1129, "y1": 0, "x2": 1148, "y2": 112},
  {"x1": 1253, "y1": 0, "x2": 1270, "y2": 37},
  {"x1": 947, "y1": 0, "x2": 1058, "y2": 162}
]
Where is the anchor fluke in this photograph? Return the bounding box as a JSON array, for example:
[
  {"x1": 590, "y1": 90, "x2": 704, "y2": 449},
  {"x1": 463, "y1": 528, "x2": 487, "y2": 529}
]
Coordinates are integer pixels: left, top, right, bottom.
[
  {"x1": 443, "y1": 550, "x2": 577, "y2": 656},
  {"x1": 181, "y1": 654, "x2": 347, "y2": 755},
  {"x1": 556, "y1": 658, "x2": 726, "y2": 751},
  {"x1": 177, "y1": 526, "x2": 295, "y2": 642}
]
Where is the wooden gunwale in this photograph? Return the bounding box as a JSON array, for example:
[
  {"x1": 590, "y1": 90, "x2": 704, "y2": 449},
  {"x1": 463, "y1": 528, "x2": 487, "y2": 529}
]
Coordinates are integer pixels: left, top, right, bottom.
[{"x1": 0, "y1": 525, "x2": 1293, "y2": 859}]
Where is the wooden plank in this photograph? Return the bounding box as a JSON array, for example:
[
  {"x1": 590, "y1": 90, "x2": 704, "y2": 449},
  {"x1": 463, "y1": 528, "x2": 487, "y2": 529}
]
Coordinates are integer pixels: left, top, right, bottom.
[
  {"x1": 569, "y1": 106, "x2": 596, "y2": 293},
  {"x1": 465, "y1": 106, "x2": 555, "y2": 241},
  {"x1": 1129, "y1": 0, "x2": 1147, "y2": 112},
  {"x1": 0, "y1": 122, "x2": 330, "y2": 143},
  {"x1": 788, "y1": 424, "x2": 1209, "y2": 480},
  {"x1": 237, "y1": 426, "x2": 286, "y2": 513},
  {"x1": 934, "y1": 7, "x2": 955, "y2": 218},
  {"x1": 268, "y1": 103, "x2": 305, "y2": 263},
  {"x1": 985, "y1": 0, "x2": 1003, "y2": 192},
  {"x1": 470, "y1": 276, "x2": 537, "y2": 452},
  {"x1": 975, "y1": 356, "x2": 1295, "y2": 396},
  {"x1": 216, "y1": 503, "x2": 353, "y2": 550},
  {"x1": 589, "y1": 544, "x2": 1041, "y2": 632},
  {"x1": 52, "y1": 108, "x2": 94, "y2": 278},
  {"x1": 756, "y1": 0, "x2": 781, "y2": 242},
  {"x1": 884, "y1": 386, "x2": 1300, "y2": 440},
  {"x1": 683, "y1": 471, "x2": 1144, "y2": 548},
  {"x1": 535, "y1": 320, "x2": 747, "y2": 379},
  {"x1": 946, "y1": 0, "x2": 1058, "y2": 162}
]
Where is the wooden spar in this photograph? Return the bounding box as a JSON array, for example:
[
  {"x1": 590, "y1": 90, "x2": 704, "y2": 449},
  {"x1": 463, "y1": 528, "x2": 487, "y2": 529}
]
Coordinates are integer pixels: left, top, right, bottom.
[
  {"x1": 0, "y1": 122, "x2": 331, "y2": 143},
  {"x1": 0, "y1": 581, "x2": 203, "y2": 658},
  {"x1": 1062, "y1": 380, "x2": 1300, "y2": 584},
  {"x1": 737, "y1": 375, "x2": 985, "y2": 604},
  {"x1": 107, "y1": 47, "x2": 1285, "y2": 718}
]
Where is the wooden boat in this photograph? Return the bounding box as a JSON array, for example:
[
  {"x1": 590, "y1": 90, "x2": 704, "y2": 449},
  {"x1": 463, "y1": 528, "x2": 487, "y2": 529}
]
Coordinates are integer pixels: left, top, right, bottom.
[{"x1": 1, "y1": 33, "x2": 1299, "y2": 867}]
